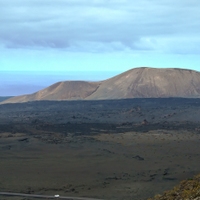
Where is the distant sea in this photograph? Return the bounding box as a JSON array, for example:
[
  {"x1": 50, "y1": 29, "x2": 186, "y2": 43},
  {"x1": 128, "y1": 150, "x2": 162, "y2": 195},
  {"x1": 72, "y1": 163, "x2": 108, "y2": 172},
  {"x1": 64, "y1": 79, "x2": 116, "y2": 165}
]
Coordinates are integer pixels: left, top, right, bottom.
[{"x1": 0, "y1": 71, "x2": 119, "y2": 96}]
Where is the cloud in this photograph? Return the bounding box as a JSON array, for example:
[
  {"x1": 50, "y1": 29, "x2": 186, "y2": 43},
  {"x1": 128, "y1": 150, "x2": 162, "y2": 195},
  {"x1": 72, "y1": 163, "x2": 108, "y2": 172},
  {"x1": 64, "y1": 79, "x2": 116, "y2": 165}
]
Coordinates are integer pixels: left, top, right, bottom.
[{"x1": 0, "y1": 0, "x2": 200, "y2": 54}]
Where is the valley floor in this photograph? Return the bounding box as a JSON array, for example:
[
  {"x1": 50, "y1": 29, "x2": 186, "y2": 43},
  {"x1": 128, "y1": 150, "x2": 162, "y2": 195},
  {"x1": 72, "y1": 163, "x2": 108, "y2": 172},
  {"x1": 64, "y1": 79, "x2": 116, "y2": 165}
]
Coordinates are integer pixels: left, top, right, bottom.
[
  {"x1": 0, "y1": 129, "x2": 200, "y2": 200},
  {"x1": 0, "y1": 99, "x2": 200, "y2": 200}
]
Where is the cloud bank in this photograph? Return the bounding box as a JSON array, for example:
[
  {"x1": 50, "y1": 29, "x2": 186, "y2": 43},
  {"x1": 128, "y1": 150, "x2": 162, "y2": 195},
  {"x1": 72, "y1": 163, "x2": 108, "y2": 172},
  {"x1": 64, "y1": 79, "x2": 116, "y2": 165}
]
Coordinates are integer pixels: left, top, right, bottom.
[{"x1": 1, "y1": 0, "x2": 200, "y2": 54}]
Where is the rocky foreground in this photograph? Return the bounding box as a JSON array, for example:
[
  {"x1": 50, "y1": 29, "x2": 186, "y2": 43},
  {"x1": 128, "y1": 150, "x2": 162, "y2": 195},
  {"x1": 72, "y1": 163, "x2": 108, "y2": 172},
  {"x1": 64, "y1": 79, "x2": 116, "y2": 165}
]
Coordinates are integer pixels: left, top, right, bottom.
[{"x1": 148, "y1": 174, "x2": 200, "y2": 200}]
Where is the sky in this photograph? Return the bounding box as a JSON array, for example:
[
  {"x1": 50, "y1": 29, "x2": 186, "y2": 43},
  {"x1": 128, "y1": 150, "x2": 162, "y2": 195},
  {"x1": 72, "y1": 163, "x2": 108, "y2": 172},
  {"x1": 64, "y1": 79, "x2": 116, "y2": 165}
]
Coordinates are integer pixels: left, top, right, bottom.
[{"x1": 0, "y1": 0, "x2": 200, "y2": 95}]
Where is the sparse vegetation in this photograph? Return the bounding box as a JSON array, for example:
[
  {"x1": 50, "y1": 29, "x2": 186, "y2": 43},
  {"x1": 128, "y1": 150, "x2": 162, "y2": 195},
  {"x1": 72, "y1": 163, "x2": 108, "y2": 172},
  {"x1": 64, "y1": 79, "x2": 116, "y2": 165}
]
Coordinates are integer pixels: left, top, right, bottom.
[{"x1": 148, "y1": 174, "x2": 200, "y2": 200}]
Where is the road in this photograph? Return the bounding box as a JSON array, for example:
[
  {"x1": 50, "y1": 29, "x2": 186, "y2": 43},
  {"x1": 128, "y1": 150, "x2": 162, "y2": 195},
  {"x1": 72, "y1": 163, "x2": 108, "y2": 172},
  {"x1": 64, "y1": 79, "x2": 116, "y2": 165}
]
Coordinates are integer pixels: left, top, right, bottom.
[{"x1": 0, "y1": 192, "x2": 104, "y2": 200}]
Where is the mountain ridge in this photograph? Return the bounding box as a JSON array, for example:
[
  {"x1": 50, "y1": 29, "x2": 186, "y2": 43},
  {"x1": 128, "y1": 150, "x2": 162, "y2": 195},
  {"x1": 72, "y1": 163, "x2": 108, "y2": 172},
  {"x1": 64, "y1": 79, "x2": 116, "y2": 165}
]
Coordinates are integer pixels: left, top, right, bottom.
[{"x1": 2, "y1": 67, "x2": 200, "y2": 104}]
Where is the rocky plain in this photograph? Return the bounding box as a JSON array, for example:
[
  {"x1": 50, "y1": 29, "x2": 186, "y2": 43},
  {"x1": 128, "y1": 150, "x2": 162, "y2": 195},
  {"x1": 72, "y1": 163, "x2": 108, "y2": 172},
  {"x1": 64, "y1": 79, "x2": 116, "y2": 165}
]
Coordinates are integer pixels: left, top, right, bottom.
[{"x1": 0, "y1": 98, "x2": 200, "y2": 200}]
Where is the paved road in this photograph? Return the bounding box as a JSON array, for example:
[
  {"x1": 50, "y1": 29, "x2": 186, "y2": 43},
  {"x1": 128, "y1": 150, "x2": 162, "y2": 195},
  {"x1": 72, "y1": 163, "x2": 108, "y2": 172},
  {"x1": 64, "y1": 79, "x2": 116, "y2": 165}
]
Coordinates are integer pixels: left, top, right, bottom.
[{"x1": 0, "y1": 192, "x2": 104, "y2": 200}]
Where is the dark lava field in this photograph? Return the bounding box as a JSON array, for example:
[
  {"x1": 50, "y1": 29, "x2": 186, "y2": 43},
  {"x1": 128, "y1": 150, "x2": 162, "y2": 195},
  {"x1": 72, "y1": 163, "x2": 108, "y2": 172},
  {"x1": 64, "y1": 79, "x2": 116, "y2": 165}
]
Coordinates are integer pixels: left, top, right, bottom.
[{"x1": 0, "y1": 98, "x2": 200, "y2": 200}]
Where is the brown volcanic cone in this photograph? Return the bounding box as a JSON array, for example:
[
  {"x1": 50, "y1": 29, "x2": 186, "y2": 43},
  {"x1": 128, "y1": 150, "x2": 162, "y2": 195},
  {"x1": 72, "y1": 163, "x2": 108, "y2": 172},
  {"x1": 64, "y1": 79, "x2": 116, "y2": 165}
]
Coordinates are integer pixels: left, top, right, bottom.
[
  {"x1": 2, "y1": 81, "x2": 101, "y2": 103},
  {"x1": 2, "y1": 67, "x2": 200, "y2": 104},
  {"x1": 87, "y1": 67, "x2": 200, "y2": 99}
]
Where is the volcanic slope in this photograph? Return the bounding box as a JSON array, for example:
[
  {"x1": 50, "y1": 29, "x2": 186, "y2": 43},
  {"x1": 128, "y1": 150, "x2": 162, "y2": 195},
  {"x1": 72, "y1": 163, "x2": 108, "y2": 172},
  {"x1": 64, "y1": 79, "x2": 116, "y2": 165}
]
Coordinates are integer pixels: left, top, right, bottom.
[
  {"x1": 2, "y1": 67, "x2": 200, "y2": 104},
  {"x1": 2, "y1": 81, "x2": 101, "y2": 103},
  {"x1": 87, "y1": 67, "x2": 200, "y2": 99}
]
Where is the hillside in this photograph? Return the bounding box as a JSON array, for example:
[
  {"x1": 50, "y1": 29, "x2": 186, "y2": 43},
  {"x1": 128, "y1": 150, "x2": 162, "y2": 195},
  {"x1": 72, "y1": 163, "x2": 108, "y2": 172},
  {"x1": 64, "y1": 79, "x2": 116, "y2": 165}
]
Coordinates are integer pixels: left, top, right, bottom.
[
  {"x1": 2, "y1": 81, "x2": 101, "y2": 103},
  {"x1": 87, "y1": 67, "x2": 200, "y2": 99},
  {"x1": 2, "y1": 67, "x2": 200, "y2": 104},
  {"x1": 0, "y1": 96, "x2": 13, "y2": 102},
  {"x1": 148, "y1": 174, "x2": 200, "y2": 200}
]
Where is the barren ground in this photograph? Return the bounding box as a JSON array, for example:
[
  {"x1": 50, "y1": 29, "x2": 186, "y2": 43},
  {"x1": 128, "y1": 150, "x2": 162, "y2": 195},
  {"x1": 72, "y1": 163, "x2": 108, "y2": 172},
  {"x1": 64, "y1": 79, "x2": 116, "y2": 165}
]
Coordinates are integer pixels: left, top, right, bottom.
[{"x1": 0, "y1": 98, "x2": 200, "y2": 200}]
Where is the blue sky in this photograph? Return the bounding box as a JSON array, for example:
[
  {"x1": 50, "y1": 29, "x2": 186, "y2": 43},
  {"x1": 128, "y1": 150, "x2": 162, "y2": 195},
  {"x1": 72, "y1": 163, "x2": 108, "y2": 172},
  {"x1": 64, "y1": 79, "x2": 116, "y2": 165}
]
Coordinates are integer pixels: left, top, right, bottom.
[{"x1": 0, "y1": 0, "x2": 200, "y2": 95}]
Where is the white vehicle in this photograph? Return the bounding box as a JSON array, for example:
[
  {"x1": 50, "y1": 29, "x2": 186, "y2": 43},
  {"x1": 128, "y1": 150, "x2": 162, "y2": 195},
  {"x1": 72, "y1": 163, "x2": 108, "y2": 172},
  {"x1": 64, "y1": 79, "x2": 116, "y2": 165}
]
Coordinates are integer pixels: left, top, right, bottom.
[{"x1": 54, "y1": 194, "x2": 60, "y2": 198}]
